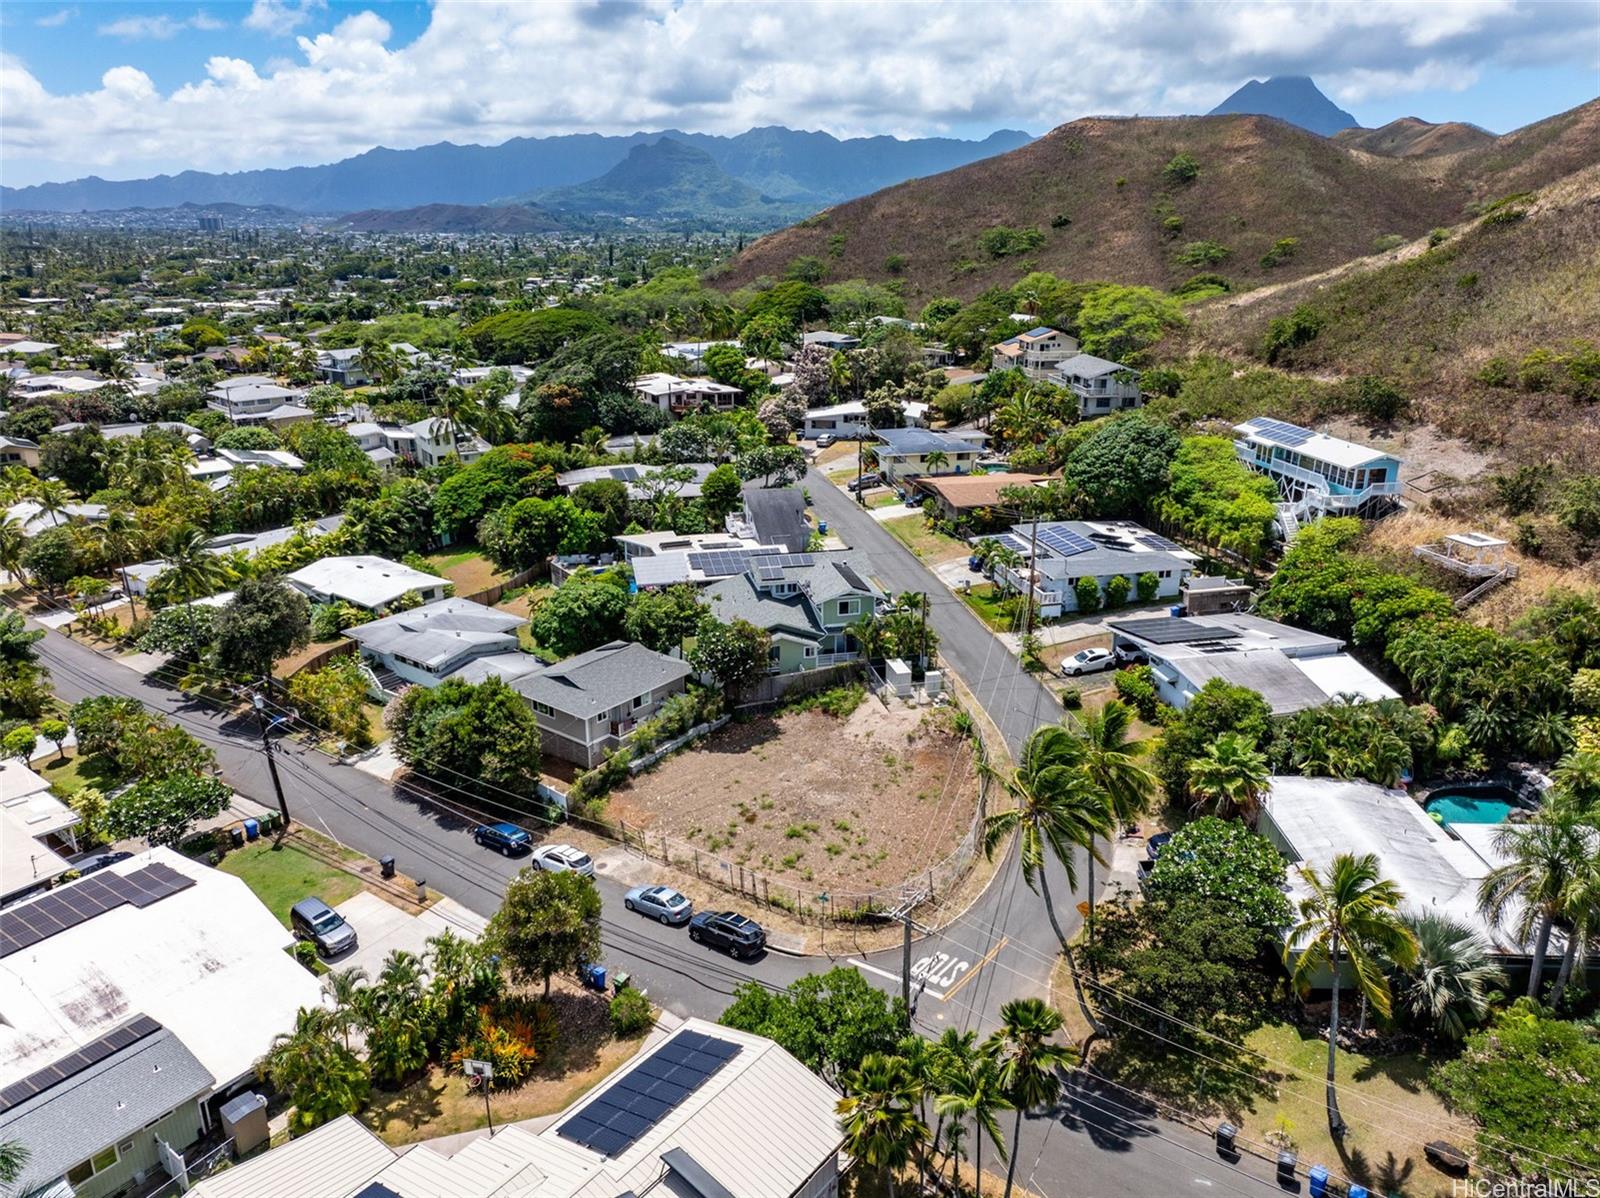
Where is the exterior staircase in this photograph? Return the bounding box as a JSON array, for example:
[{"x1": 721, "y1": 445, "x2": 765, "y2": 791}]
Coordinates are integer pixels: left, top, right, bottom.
[
  {"x1": 359, "y1": 661, "x2": 405, "y2": 699},
  {"x1": 1276, "y1": 502, "x2": 1302, "y2": 544}
]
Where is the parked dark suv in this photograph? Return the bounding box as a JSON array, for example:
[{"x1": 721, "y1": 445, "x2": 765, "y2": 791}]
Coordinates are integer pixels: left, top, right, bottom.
[
  {"x1": 290, "y1": 897, "x2": 358, "y2": 957},
  {"x1": 687, "y1": 910, "x2": 766, "y2": 959},
  {"x1": 474, "y1": 822, "x2": 532, "y2": 856}
]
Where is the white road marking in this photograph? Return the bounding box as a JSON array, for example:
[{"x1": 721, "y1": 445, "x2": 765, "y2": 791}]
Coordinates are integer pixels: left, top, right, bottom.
[{"x1": 847, "y1": 957, "x2": 948, "y2": 1001}]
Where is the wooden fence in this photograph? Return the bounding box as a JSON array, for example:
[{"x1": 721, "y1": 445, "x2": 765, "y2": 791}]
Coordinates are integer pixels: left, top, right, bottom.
[{"x1": 456, "y1": 563, "x2": 544, "y2": 608}]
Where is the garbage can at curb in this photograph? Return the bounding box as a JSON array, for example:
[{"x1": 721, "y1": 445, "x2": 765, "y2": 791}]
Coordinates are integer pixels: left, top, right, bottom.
[{"x1": 379, "y1": 854, "x2": 396, "y2": 879}]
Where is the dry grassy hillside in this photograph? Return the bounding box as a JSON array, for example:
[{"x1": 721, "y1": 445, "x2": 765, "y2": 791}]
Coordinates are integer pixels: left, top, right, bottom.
[
  {"x1": 1333, "y1": 117, "x2": 1495, "y2": 158},
  {"x1": 1182, "y1": 163, "x2": 1600, "y2": 464},
  {"x1": 714, "y1": 99, "x2": 1599, "y2": 306},
  {"x1": 716, "y1": 113, "x2": 1461, "y2": 301}
]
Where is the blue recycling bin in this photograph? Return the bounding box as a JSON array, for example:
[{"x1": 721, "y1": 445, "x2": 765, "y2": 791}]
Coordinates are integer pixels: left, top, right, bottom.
[
  {"x1": 580, "y1": 963, "x2": 607, "y2": 991},
  {"x1": 1170, "y1": 604, "x2": 1184, "y2": 616},
  {"x1": 1307, "y1": 1165, "x2": 1329, "y2": 1198},
  {"x1": 1348, "y1": 1187, "x2": 1369, "y2": 1198},
  {"x1": 818, "y1": 521, "x2": 828, "y2": 535},
  {"x1": 243, "y1": 818, "x2": 260, "y2": 841}
]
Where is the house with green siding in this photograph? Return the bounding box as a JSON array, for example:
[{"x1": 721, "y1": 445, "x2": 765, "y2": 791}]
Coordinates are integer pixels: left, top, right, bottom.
[{"x1": 702, "y1": 553, "x2": 883, "y2": 676}]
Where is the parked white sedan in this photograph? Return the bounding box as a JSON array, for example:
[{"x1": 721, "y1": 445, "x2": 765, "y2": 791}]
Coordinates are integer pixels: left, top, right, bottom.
[
  {"x1": 1060, "y1": 647, "x2": 1116, "y2": 677},
  {"x1": 531, "y1": 843, "x2": 596, "y2": 878},
  {"x1": 624, "y1": 884, "x2": 693, "y2": 925}
]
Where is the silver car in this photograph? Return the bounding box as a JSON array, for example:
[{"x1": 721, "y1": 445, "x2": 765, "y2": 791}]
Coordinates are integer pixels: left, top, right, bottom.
[
  {"x1": 531, "y1": 843, "x2": 595, "y2": 878},
  {"x1": 624, "y1": 884, "x2": 693, "y2": 925}
]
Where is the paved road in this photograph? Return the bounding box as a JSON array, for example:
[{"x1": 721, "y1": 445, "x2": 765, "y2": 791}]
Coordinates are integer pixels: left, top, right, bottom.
[{"x1": 28, "y1": 506, "x2": 1291, "y2": 1196}]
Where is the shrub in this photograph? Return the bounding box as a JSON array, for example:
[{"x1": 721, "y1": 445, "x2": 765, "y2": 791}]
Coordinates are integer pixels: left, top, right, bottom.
[
  {"x1": 1262, "y1": 304, "x2": 1323, "y2": 363},
  {"x1": 452, "y1": 1002, "x2": 541, "y2": 1088},
  {"x1": 311, "y1": 601, "x2": 370, "y2": 640},
  {"x1": 1162, "y1": 153, "x2": 1199, "y2": 185},
  {"x1": 1349, "y1": 375, "x2": 1408, "y2": 422},
  {"x1": 1104, "y1": 574, "x2": 1132, "y2": 608},
  {"x1": 884, "y1": 253, "x2": 908, "y2": 274},
  {"x1": 610, "y1": 987, "x2": 654, "y2": 1037},
  {"x1": 1073, "y1": 576, "x2": 1102, "y2": 614},
  {"x1": 977, "y1": 226, "x2": 1046, "y2": 259},
  {"x1": 1480, "y1": 206, "x2": 1526, "y2": 227},
  {"x1": 1456, "y1": 272, "x2": 1479, "y2": 289},
  {"x1": 1162, "y1": 214, "x2": 1185, "y2": 236},
  {"x1": 1136, "y1": 571, "x2": 1160, "y2": 602},
  {"x1": 1570, "y1": 668, "x2": 1600, "y2": 712},
  {"x1": 1373, "y1": 233, "x2": 1405, "y2": 252},
  {"x1": 1114, "y1": 665, "x2": 1160, "y2": 722},
  {"x1": 1050, "y1": 213, "x2": 1071, "y2": 228},
  {"x1": 1146, "y1": 816, "x2": 1291, "y2": 932},
  {"x1": 1061, "y1": 688, "x2": 1083, "y2": 710},
  {"x1": 1176, "y1": 240, "x2": 1231, "y2": 267},
  {"x1": 1258, "y1": 237, "x2": 1298, "y2": 269},
  {"x1": 1477, "y1": 356, "x2": 1514, "y2": 387},
  {"x1": 1427, "y1": 227, "x2": 1450, "y2": 247}
]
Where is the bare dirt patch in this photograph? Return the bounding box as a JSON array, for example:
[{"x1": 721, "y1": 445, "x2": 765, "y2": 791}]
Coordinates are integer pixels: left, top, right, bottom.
[{"x1": 606, "y1": 702, "x2": 981, "y2": 899}]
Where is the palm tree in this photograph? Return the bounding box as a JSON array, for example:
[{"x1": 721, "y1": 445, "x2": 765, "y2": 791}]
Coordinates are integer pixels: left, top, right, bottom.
[
  {"x1": 935, "y1": 1045, "x2": 1010, "y2": 1196},
  {"x1": 0, "y1": 1138, "x2": 28, "y2": 1187},
  {"x1": 1186, "y1": 731, "x2": 1270, "y2": 823},
  {"x1": 1550, "y1": 828, "x2": 1600, "y2": 1006},
  {"x1": 0, "y1": 515, "x2": 26, "y2": 584},
  {"x1": 837, "y1": 1053, "x2": 928, "y2": 1198},
  {"x1": 30, "y1": 478, "x2": 73, "y2": 523},
  {"x1": 1393, "y1": 912, "x2": 1505, "y2": 1041},
  {"x1": 359, "y1": 342, "x2": 396, "y2": 387},
  {"x1": 1073, "y1": 699, "x2": 1156, "y2": 948},
  {"x1": 321, "y1": 967, "x2": 369, "y2": 1051},
  {"x1": 985, "y1": 997, "x2": 1077, "y2": 1198},
  {"x1": 1479, "y1": 813, "x2": 1591, "y2": 998},
  {"x1": 155, "y1": 525, "x2": 231, "y2": 636},
  {"x1": 983, "y1": 725, "x2": 1113, "y2": 955},
  {"x1": 88, "y1": 504, "x2": 144, "y2": 608},
  {"x1": 1285, "y1": 852, "x2": 1417, "y2": 1138},
  {"x1": 924, "y1": 449, "x2": 950, "y2": 474}
]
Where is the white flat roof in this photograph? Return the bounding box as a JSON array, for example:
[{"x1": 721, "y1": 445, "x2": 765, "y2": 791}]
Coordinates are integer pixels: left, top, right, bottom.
[
  {"x1": 288, "y1": 554, "x2": 446, "y2": 609},
  {"x1": 1263, "y1": 777, "x2": 1530, "y2": 955},
  {"x1": 0, "y1": 847, "x2": 323, "y2": 1089},
  {"x1": 1234, "y1": 417, "x2": 1393, "y2": 470},
  {"x1": 1290, "y1": 654, "x2": 1401, "y2": 703}
]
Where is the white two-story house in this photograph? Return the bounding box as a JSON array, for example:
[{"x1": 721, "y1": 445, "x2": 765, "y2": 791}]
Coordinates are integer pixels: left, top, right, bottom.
[{"x1": 991, "y1": 326, "x2": 1080, "y2": 379}]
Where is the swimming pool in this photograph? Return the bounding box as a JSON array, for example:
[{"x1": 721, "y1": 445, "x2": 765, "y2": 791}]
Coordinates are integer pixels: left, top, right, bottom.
[{"x1": 1424, "y1": 787, "x2": 1518, "y2": 826}]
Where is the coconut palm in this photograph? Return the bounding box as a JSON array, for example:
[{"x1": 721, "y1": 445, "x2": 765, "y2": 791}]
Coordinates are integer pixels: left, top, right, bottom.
[
  {"x1": 0, "y1": 515, "x2": 26, "y2": 583},
  {"x1": 1479, "y1": 813, "x2": 1591, "y2": 998},
  {"x1": 983, "y1": 724, "x2": 1113, "y2": 955},
  {"x1": 0, "y1": 1138, "x2": 28, "y2": 1187},
  {"x1": 836, "y1": 1053, "x2": 928, "y2": 1198},
  {"x1": 923, "y1": 449, "x2": 950, "y2": 474},
  {"x1": 1285, "y1": 852, "x2": 1418, "y2": 1138},
  {"x1": 1072, "y1": 699, "x2": 1156, "y2": 948},
  {"x1": 1186, "y1": 731, "x2": 1271, "y2": 823},
  {"x1": 87, "y1": 504, "x2": 144, "y2": 607},
  {"x1": 1550, "y1": 829, "x2": 1600, "y2": 1006},
  {"x1": 935, "y1": 1045, "x2": 1010, "y2": 1196},
  {"x1": 155, "y1": 524, "x2": 231, "y2": 635},
  {"x1": 984, "y1": 997, "x2": 1077, "y2": 1198},
  {"x1": 30, "y1": 479, "x2": 74, "y2": 523},
  {"x1": 1392, "y1": 912, "x2": 1505, "y2": 1041}
]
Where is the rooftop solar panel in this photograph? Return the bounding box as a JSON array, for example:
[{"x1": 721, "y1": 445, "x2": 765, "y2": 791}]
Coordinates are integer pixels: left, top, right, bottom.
[
  {"x1": 1035, "y1": 526, "x2": 1096, "y2": 558},
  {"x1": 1138, "y1": 533, "x2": 1183, "y2": 551},
  {"x1": 0, "y1": 864, "x2": 195, "y2": 958},
  {"x1": 0, "y1": 1014, "x2": 162, "y2": 1112},
  {"x1": 686, "y1": 550, "x2": 751, "y2": 577},
  {"x1": 557, "y1": 1030, "x2": 740, "y2": 1158},
  {"x1": 1248, "y1": 418, "x2": 1313, "y2": 448},
  {"x1": 1110, "y1": 618, "x2": 1240, "y2": 646}
]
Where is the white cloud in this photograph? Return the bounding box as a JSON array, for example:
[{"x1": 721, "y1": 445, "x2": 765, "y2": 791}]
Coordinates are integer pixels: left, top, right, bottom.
[
  {"x1": 243, "y1": 0, "x2": 327, "y2": 37},
  {"x1": 34, "y1": 8, "x2": 76, "y2": 28},
  {"x1": 14, "y1": 0, "x2": 1598, "y2": 184},
  {"x1": 98, "y1": 10, "x2": 226, "y2": 40}
]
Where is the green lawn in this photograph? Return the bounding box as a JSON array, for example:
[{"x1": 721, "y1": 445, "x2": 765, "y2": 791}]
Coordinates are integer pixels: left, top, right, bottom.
[
  {"x1": 956, "y1": 582, "x2": 1017, "y2": 632},
  {"x1": 881, "y1": 515, "x2": 968, "y2": 563},
  {"x1": 1232, "y1": 1021, "x2": 1472, "y2": 1198},
  {"x1": 425, "y1": 545, "x2": 482, "y2": 570},
  {"x1": 40, "y1": 751, "x2": 122, "y2": 799},
  {"x1": 216, "y1": 839, "x2": 362, "y2": 927}
]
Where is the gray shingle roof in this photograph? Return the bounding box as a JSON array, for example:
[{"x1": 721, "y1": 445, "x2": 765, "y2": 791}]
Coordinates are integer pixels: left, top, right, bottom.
[
  {"x1": 513, "y1": 641, "x2": 691, "y2": 718},
  {"x1": 346, "y1": 597, "x2": 525, "y2": 668},
  {"x1": 874, "y1": 428, "x2": 986, "y2": 456},
  {"x1": 1056, "y1": 353, "x2": 1133, "y2": 377},
  {"x1": 740, "y1": 485, "x2": 810, "y2": 553},
  {"x1": 0, "y1": 1022, "x2": 213, "y2": 1191},
  {"x1": 702, "y1": 574, "x2": 826, "y2": 641}
]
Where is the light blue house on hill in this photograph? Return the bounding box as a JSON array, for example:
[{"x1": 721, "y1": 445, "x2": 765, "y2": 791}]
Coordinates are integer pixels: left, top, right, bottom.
[{"x1": 1232, "y1": 417, "x2": 1403, "y2": 540}]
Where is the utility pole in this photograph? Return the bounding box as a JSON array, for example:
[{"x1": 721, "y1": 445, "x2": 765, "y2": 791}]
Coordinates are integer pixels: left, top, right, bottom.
[
  {"x1": 919, "y1": 591, "x2": 930, "y2": 671},
  {"x1": 900, "y1": 911, "x2": 913, "y2": 1026},
  {"x1": 1023, "y1": 507, "x2": 1042, "y2": 640},
  {"x1": 856, "y1": 423, "x2": 872, "y2": 507},
  {"x1": 253, "y1": 692, "x2": 291, "y2": 830}
]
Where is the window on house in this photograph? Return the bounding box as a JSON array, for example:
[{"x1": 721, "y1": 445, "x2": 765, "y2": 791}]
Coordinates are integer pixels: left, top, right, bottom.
[
  {"x1": 837, "y1": 599, "x2": 858, "y2": 617},
  {"x1": 768, "y1": 645, "x2": 781, "y2": 662},
  {"x1": 804, "y1": 645, "x2": 817, "y2": 658},
  {"x1": 632, "y1": 691, "x2": 649, "y2": 710},
  {"x1": 67, "y1": 1146, "x2": 120, "y2": 1185},
  {"x1": 533, "y1": 701, "x2": 554, "y2": 717}
]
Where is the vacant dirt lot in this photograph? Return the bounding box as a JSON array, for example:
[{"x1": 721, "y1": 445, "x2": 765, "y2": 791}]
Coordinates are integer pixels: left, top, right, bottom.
[{"x1": 607, "y1": 701, "x2": 981, "y2": 896}]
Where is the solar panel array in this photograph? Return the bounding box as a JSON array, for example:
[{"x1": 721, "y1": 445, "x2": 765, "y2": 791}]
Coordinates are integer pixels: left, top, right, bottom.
[
  {"x1": 1138, "y1": 533, "x2": 1183, "y2": 551},
  {"x1": 754, "y1": 563, "x2": 783, "y2": 582},
  {"x1": 686, "y1": 550, "x2": 753, "y2": 577},
  {"x1": 0, "y1": 1014, "x2": 161, "y2": 1112},
  {"x1": 986, "y1": 532, "x2": 1032, "y2": 555},
  {"x1": 558, "y1": 1030, "x2": 741, "y2": 1157},
  {"x1": 351, "y1": 1184, "x2": 406, "y2": 1198},
  {"x1": 1111, "y1": 618, "x2": 1240, "y2": 646},
  {"x1": 0, "y1": 862, "x2": 195, "y2": 958},
  {"x1": 751, "y1": 553, "x2": 817, "y2": 570},
  {"x1": 1035, "y1": 526, "x2": 1096, "y2": 558},
  {"x1": 1248, "y1": 418, "x2": 1314, "y2": 448}
]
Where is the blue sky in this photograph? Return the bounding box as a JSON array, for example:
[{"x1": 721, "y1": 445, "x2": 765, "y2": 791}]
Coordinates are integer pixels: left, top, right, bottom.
[{"x1": 3, "y1": 1, "x2": 1597, "y2": 188}]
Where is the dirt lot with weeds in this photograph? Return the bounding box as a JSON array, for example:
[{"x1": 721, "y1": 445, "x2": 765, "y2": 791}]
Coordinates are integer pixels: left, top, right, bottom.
[{"x1": 606, "y1": 701, "x2": 981, "y2": 898}]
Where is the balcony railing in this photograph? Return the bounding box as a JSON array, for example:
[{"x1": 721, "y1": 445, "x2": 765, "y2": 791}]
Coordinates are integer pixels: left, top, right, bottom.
[{"x1": 1235, "y1": 445, "x2": 1402, "y2": 506}]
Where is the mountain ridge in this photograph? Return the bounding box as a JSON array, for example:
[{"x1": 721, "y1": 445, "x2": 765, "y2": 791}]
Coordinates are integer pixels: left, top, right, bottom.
[
  {"x1": 0, "y1": 126, "x2": 1033, "y2": 215},
  {"x1": 1334, "y1": 117, "x2": 1497, "y2": 158},
  {"x1": 713, "y1": 99, "x2": 1600, "y2": 303}
]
